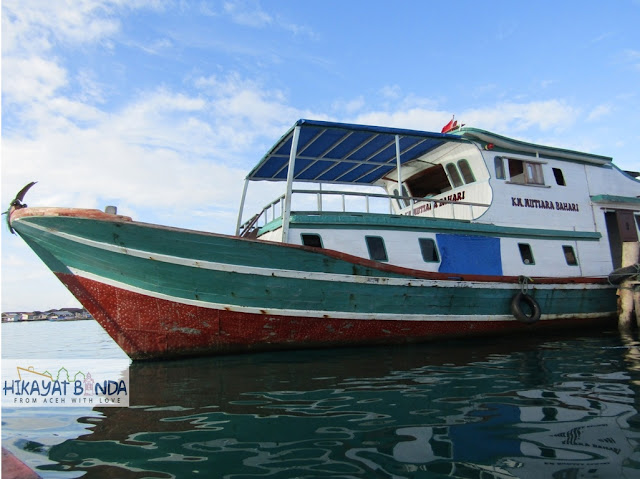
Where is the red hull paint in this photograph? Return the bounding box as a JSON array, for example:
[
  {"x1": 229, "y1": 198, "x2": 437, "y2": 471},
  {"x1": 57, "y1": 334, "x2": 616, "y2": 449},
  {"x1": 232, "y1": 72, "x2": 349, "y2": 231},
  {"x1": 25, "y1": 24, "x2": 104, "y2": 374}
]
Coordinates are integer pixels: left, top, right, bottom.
[{"x1": 57, "y1": 272, "x2": 611, "y2": 360}]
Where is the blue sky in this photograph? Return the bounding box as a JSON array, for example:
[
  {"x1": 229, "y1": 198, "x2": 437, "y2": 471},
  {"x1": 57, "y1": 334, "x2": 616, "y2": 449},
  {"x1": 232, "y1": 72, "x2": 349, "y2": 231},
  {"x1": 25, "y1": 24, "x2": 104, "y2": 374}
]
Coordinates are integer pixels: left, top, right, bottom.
[{"x1": 2, "y1": 0, "x2": 640, "y2": 311}]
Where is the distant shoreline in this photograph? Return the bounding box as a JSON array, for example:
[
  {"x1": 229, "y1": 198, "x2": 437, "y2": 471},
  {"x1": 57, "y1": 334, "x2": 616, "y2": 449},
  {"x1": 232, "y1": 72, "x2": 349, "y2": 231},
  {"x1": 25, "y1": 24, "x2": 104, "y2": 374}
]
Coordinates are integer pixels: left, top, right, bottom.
[{"x1": 2, "y1": 307, "x2": 94, "y2": 323}]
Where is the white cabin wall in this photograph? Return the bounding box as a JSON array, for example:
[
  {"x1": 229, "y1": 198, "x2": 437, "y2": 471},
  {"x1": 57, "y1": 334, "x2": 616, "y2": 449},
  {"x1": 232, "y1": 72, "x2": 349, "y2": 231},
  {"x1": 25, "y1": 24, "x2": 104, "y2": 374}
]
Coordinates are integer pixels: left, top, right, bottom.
[
  {"x1": 288, "y1": 226, "x2": 604, "y2": 277},
  {"x1": 585, "y1": 164, "x2": 640, "y2": 198},
  {"x1": 390, "y1": 143, "x2": 492, "y2": 221},
  {"x1": 257, "y1": 228, "x2": 283, "y2": 242},
  {"x1": 479, "y1": 152, "x2": 599, "y2": 232},
  {"x1": 290, "y1": 227, "x2": 442, "y2": 272},
  {"x1": 574, "y1": 234, "x2": 614, "y2": 276},
  {"x1": 500, "y1": 238, "x2": 584, "y2": 277}
]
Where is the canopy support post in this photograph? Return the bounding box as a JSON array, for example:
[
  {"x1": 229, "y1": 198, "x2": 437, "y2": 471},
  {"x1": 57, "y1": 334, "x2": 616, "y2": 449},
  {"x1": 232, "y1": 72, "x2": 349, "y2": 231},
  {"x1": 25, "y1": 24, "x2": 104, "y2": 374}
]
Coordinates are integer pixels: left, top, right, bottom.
[
  {"x1": 395, "y1": 134, "x2": 403, "y2": 209},
  {"x1": 235, "y1": 178, "x2": 250, "y2": 236},
  {"x1": 282, "y1": 125, "x2": 301, "y2": 242},
  {"x1": 395, "y1": 134, "x2": 402, "y2": 186}
]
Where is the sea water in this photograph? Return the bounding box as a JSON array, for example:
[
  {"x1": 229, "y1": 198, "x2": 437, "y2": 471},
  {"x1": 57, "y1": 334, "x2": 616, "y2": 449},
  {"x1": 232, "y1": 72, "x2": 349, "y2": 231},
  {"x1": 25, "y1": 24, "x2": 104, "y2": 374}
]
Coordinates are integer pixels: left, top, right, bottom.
[{"x1": 2, "y1": 320, "x2": 640, "y2": 478}]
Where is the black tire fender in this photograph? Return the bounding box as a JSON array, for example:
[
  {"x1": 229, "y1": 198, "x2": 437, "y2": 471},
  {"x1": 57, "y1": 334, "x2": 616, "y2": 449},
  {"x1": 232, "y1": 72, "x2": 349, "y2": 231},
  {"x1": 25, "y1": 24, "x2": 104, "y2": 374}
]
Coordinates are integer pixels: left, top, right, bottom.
[{"x1": 510, "y1": 292, "x2": 541, "y2": 324}]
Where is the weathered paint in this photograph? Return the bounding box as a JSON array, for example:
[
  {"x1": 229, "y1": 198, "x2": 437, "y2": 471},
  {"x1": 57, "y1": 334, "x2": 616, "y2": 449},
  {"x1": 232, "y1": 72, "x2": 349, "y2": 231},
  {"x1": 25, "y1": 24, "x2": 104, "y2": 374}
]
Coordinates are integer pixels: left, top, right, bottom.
[
  {"x1": 57, "y1": 271, "x2": 613, "y2": 360},
  {"x1": 9, "y1": 206, "x2": 618, "y2": 360}
]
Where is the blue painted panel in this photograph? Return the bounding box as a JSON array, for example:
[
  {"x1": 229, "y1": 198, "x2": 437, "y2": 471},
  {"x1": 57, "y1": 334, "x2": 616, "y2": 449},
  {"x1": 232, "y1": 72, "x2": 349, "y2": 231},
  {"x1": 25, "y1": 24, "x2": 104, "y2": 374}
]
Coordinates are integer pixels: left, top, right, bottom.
[{"x1": 436, "y1": 234, "x2": 503, "y2": 275}]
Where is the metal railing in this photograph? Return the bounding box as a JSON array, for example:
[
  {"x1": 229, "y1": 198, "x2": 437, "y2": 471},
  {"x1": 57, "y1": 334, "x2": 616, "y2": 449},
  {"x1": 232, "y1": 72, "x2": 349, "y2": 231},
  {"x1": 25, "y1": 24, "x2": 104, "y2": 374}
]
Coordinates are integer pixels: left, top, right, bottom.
[{"x1": 238, "y1": 189, "x2": 490, "y2": 237}]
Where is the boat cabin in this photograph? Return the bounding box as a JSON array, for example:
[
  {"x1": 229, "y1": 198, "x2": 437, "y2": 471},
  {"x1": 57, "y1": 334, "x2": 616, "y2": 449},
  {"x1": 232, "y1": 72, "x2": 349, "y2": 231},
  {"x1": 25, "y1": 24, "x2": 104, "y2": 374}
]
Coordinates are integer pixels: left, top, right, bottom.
[{"x1": 237, "y1": 120, "x2": 640, "y2": 279}]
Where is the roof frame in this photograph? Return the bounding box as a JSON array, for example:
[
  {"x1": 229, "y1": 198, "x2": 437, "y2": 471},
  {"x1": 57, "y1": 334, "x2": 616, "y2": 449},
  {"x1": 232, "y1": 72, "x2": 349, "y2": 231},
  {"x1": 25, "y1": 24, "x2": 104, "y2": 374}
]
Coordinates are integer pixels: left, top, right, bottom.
[{"x1": 246, "y1": 119, "x2": 466, "y2": 186}]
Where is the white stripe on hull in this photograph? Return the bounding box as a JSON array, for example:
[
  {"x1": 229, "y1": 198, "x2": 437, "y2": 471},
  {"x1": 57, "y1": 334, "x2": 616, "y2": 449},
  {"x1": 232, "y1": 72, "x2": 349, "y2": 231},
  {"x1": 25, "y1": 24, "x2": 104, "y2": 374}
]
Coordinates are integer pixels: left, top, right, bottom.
[
  {"x1": 22, "y1": 220, "x2": 612, "y2": 291},
  {"x1": 69, "y1": 267, "x2": 613, "y2": 323}
]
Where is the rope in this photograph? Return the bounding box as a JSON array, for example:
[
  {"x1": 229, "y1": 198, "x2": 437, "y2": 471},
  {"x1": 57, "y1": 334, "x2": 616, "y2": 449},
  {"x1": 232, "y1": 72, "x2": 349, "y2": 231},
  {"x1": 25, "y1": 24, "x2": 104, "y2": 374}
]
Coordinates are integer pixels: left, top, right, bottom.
[
  {"x1": 608, "y1": 263, "x2": 640, "y2": 286},
  {"x1": 518, "y1": 275, "x2": 533, "y2": 294}
]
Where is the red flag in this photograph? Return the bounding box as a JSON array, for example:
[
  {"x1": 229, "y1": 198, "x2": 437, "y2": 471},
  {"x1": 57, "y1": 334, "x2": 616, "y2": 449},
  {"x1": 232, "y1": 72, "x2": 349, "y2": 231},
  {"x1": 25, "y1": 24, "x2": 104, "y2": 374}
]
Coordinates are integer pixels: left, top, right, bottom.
[{"x1": 441, "y1": 116, "x2": 455, "y2": 133}]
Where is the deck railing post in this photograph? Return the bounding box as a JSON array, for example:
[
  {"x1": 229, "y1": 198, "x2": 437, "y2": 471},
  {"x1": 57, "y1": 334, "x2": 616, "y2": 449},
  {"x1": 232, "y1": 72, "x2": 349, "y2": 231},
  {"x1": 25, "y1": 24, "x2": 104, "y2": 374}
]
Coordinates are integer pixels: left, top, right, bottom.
[
  {"x1": 282, "y1": 126, "x2": 301, "y2": 243},
  {"x1": 235, "y1": 178, "x2": 250, "y2": 236}
]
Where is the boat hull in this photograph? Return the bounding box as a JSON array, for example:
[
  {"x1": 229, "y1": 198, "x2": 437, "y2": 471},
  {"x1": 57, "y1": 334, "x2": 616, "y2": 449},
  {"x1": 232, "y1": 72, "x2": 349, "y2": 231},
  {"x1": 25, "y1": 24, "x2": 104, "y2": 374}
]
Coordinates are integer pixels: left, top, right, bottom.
[{"x1": 10, "y1": 207, "x2": 618, "y2": 360}]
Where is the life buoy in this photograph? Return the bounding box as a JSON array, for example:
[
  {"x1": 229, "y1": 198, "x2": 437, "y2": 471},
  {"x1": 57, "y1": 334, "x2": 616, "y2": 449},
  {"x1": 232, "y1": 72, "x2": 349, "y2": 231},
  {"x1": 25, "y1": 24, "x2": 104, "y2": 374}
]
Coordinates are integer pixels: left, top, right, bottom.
[{"x1": 510, "y1": 292, "x2": 541, "y2": 324}]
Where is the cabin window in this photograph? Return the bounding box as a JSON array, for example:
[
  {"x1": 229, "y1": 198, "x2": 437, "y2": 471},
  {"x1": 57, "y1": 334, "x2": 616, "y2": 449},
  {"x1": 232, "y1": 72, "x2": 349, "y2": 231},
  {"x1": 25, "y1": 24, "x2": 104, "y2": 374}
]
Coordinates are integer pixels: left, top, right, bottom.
[
  {"x1": 494, "y1": 156, "x2": 505, "y2": 179},
  {"x1": 406, "y1": 164, "x2": 452, "y2": 197},
  {"x1": 553, "y1": 168, "x2": 566, "y2": 186},
  {"x1": 366, "y1": 236, "x2": 388, "y2": 261},
  {"x1": 562, "y1": 245, "x2": 578, "y2": 265},
  {"x1": 419, "y1": 238, "x2": 439, "y2": 262},
  {"x1": 458, "y1": 159, "x2": 476, "y2": 184},
  {"x1": 301, "y1": 233, "x2": 323, "y2": 248},
  {"x1": 393, "y1": 185, "x2": 410, "y2": 208},
  {"x1": 508, "y1": 158, "x2": 545, "y2": 186},
  {"x1": 445, "y1": 163, "x2": 463, "y2": 188},
  {"x1": 518, "y1": 243, "x2": 535, "y2": 265}
]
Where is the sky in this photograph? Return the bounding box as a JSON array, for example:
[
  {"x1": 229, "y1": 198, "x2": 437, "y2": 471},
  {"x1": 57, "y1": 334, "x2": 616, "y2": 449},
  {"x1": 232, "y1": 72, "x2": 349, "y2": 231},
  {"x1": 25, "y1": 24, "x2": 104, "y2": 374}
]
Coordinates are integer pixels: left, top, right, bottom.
[{"x1": 2, "y1": 0, "x2": 640, "y2": 312}]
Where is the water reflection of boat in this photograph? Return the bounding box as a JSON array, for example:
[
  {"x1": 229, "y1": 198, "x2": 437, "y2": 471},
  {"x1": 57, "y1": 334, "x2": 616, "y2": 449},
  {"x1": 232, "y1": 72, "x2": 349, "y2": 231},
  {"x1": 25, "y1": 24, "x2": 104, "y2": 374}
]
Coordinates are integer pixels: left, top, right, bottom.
[{"x1": 41, "y1": 333, "x2": 640, "y2": 478}]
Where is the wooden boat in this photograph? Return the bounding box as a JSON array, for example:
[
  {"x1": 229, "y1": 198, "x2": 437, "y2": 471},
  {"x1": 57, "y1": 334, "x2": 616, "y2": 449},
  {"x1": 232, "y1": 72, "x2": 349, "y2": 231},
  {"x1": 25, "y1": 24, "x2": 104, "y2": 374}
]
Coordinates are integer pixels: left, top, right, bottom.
[{"x1": 7, "y1": 119, "x2": 640, "y2": 360}]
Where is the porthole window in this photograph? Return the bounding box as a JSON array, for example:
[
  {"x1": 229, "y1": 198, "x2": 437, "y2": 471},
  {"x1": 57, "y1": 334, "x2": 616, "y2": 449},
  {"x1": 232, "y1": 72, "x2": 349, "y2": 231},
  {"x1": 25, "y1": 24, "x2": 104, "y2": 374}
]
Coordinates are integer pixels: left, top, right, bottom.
[
  {"x1": 562, "y1": 245, "x2": 578, "y2": 265},
  {"x1": 365, "y1": 236, "x2": 388, "y2": 261},
  {"x1": 419, "y1": 238, "x2": 439, "y2": 262},
  {"x1": 518, "y1": 243, "x2": 535, "y2": 265},
  {"x1": 301, "y1": 233, "x2": 323, "y2": 248}
]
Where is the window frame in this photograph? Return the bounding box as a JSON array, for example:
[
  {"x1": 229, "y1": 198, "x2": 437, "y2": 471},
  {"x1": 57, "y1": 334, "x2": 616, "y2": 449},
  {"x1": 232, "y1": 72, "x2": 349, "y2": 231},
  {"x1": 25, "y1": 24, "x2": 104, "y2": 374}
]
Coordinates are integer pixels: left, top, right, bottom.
[
  {"x1": 494, "y1": 156, "x2": 505, "y2": 179},
  {"x1": 445, "y1": 163, "x2": 463, "y2": 188},
  {"x1": 418, "y1": 238, "x2": 440, "y2": 263},
  {"x1": 393, "y1": 184, "x2": 411, "y2": 208},
  {"x1": 553, "y1": 167, "x2": 566, "y2": 186},
  {"x1": 562, "y1": 245, "x2": 578, "y2": 266},
  {"x1": 301, "y1": 233, "x2": 323, "y2": 248},
  {"x1": 506, "y1": 158, "x2": 546, "y2": 186},
  {"x1": 457, "y1": 159, "x2": 476, "y2": 184},
  {"x1": 365, "y1": 236, "x2": 388, "y2": 262},
  {"x1": 518, "y1": 243, "x2": 535, "y2": 265}
]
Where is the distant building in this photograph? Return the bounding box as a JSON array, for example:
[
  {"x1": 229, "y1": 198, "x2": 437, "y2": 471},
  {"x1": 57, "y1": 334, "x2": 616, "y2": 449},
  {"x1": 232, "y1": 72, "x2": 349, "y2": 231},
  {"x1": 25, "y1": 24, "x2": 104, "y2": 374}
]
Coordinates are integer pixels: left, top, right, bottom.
[
  {"x1": 2, "y1": 308, "x2": 94, "y2": 322},
  {"x1": 1, "y1": 313, "x2": 20, "y2": 322}
]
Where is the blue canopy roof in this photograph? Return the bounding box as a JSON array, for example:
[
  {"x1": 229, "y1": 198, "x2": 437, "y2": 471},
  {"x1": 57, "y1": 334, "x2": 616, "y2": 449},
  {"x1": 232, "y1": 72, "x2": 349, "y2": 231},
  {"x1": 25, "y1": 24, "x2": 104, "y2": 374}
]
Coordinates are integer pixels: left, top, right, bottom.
[{"x1": 246, "y1": 119, "x2": 467, "y2": 185}]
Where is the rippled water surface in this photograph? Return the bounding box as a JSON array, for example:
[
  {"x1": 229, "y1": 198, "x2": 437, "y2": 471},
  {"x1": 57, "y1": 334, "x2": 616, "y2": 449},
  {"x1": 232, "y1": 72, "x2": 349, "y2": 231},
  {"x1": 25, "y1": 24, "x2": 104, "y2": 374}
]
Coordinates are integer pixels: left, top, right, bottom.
[{"x1": 3, "y1": 320, "x2": 640, "y2": 478}]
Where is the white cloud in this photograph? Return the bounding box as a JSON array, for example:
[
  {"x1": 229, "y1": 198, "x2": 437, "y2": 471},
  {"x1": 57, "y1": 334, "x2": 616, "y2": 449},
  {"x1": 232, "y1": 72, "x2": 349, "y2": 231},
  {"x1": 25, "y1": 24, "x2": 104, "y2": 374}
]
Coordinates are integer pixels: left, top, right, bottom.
[
  {"x1": 380, "y1": 85, "x2": 402, "y2": 100},
  {"x1": 223, "y1": 0, "x2": 272, "y2": 28},
  {"x1": 221, "y1": 0, "x2": 315, "y2": 37},
  {"x1": 461, "y1": 100, "x2": 579, "y2": 133},
  {"x1": 1, "y1": 0, "x2": 134, "y2": 53},
  {"x1": 350, "y1": 109, "x2": 449, "y2": 132},
  {"x1": 587, "y1": 104, "x2": 612, "y2": 122},
  {"x1": 2, "y1": 56, "x2": 68, "y2": 104},
  {"x1": 332, "y1": 96, "x2": 366, "y2": 115}
]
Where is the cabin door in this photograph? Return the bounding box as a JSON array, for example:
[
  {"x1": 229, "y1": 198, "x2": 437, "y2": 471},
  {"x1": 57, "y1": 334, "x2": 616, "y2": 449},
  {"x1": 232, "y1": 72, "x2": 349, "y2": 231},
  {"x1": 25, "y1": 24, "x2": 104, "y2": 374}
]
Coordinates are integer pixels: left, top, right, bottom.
[{"x1": 604, "y1": 210, "x2": 638, "y2": 269}]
